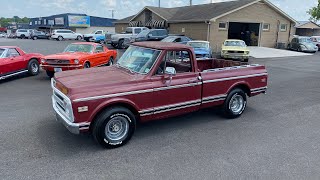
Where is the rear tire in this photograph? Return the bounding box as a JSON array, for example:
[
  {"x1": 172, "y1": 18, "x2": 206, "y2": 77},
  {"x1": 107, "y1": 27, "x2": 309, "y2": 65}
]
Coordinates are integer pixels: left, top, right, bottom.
[
  {"x1": 223, "y1": 88, "x2": 247, "y2": 119},
  {"x1": 118, "y1": 39, "x2": 124, "y2": 49},
  {"x1": 58, "y1": 36, "x2": 63, "y2": 41},
  {"x1": 92, "y1": 106, "x2": 136, "y2": 148},
  {"x1": 84, "y1": 62, "x2": 90, "y2": 68},
  {"x1": 27, "y1": 59, "x2": 40, "y2": 76},
  {"x1": 107, "y1": 57, "x2": 114, "y2": 66},
  {"x1": 21, "y1": 34, "x2": 25, "y2": 39},
  {"x1": 46, "y1": 70, "x2": 54, "y2": 78},
  {"x1": 76, "y1": 36, "x2": 82, "y2": 40}
]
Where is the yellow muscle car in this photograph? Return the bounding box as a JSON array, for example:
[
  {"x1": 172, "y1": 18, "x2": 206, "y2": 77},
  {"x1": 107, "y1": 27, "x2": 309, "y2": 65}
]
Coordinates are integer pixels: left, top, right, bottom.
[{"x1": 221, "y1": 39, "x2": 249, "y2": 62}]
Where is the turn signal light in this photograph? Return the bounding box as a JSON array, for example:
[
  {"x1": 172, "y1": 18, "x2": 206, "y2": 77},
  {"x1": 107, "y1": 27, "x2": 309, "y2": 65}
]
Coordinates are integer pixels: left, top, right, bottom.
[{"x1": 56, "y1": 81, "x2": 69, "y2": 95}]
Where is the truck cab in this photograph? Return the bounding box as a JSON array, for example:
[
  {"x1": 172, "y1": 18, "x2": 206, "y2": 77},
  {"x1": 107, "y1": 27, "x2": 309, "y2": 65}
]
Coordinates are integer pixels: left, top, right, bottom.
[{"x1": 108, "y1": 27, "x2": 148, "y2": 49}]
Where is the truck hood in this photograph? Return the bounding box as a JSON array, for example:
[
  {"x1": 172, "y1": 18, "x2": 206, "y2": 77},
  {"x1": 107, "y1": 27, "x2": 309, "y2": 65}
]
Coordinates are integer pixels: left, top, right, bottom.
[
  {"x1": 112, "y1": 33, "x2": 134, "y2": 39},
  {"x1": 45, "y1": 52, "x2": 91, "y2": 60},
  {"x1": 55, "y1": 66, "x2": 143, "y2": 100}
]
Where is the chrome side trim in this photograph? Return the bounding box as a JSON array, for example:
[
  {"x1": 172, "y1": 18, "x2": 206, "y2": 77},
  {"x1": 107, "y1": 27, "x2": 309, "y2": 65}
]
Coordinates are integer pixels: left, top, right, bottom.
[
  {"x1": 73, "y1": 89, "x2": 154, "y2": 102},
  {"x1": 202, "y1": 94, "x2": 227, "y2": 101},
  {"x1": 154, "y1": 103, "x2": 201, "y2": 115},
  {"x1": 74, "y1": 83, "x2": 201, "y2": 102},
  {"x1": 251, "y1": 86, "x2": 268, "y2": 92},
  {"x1": 202, "y1": 64, "x2": 262, "y2": 73},
  {"x1": 154, "y1": 82, "x2": 201, "y2": 91},
  {"x1": 203, "y1": 73, "x2": 268, "y2": 84},
  {"x1": 0, "y1": 70, "x2": 28, "y2": 80}
]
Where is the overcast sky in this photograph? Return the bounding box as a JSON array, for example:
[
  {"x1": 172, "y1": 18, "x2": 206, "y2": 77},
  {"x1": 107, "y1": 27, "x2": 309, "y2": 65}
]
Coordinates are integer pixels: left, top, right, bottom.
[{"x1": 0, "y1": 0, "x2": 317, "y2": 21}]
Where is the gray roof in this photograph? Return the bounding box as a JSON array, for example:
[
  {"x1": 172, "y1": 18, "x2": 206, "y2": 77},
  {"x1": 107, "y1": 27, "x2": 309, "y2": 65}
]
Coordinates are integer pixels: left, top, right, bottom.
[
  {"x1": 115, "y1": 15, "x2": 135, "y2": 24},
  {"x1": 295, "y1": 21, "x2": 320, "y2": 28}
]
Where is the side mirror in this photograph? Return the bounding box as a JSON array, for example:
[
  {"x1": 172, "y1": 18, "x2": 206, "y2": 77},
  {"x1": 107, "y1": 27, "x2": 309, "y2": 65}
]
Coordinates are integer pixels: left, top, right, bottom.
[{"x1": 165, "y1": 67, "x2": 176, "y2": 75}]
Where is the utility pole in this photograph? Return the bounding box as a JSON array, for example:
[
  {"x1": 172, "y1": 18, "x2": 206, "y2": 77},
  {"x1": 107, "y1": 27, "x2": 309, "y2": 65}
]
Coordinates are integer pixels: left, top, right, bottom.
[
  {"x1": 190, "y1": 0, "x2": 192, "y2": 6},
  {"x1": 109, "y1": 9, "x2": 115, "y2": 19},
  {"x1": 158, "y1": 0, "x2": 160, "y2": 7}
]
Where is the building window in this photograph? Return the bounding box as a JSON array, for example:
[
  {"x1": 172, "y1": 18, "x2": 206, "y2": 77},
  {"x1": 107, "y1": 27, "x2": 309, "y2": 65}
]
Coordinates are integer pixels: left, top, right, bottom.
[
  {"x1": 29, "y1": 22, "x2": 32, "y2": 25},
  {"x1": 182, "y1": 28, "x2": 185, "y2": 33},
  {"x1": 38, "y1": 21, "x2": 41, "y2": 25},
  {"x1": 219, "y1": 22, "x2": 228, "y2": 30},
  {"x1": 44, "y1": 19, "x2": 47, "y2": 25},
  {"x1": 280, "y1": 24, "x2": 287, "y2": 32},
  {"x1": 263, "y1": 23, "x2": 270, "y2": 31},
  {"x1": 35, "y1": 21, "x2": 37, "y2": 25}
]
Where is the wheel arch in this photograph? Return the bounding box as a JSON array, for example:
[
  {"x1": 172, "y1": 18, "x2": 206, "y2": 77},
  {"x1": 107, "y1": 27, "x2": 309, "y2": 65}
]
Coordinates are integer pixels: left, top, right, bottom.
[
  {"x1": 89, "y1": 99, "x2": 140, "y2": 132},
  {"x1": 227, "y1": 82, "x2": 252, "y2": 97}
]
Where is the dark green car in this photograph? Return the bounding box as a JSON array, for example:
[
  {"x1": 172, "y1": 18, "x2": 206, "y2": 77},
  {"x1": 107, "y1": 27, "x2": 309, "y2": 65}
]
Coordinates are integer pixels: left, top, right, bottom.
[{"x1": 288, "y1": 36, "x2": 318, "y2": 53}]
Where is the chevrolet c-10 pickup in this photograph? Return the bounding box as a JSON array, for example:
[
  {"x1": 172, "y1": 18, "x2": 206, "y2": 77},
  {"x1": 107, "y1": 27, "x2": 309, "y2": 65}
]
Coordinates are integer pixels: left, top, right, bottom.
[{"x1": 51, "y1": 41, "x2": 268, "y2": 148}]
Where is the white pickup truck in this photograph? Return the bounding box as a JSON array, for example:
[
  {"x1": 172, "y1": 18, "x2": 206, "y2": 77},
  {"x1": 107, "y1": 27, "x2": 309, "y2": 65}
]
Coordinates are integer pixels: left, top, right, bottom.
[{"x1": 106, "y1": 27, "x2": 148, "y2": 49}]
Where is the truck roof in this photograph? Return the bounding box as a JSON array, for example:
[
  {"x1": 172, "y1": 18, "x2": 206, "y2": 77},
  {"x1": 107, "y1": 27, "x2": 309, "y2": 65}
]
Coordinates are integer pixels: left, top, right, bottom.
[
  {"x1": 132, "y1": 42, "x2": 193, "y2": 51},
  {"x1": 0, "y1": 46, "x2": 18, "y2": 49}
]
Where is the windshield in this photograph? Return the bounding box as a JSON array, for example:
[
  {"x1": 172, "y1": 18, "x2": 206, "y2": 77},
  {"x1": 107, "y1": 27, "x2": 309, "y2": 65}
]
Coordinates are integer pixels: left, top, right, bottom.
[
  {"x1": 0, "y1": 48, "x2": 6, "y2": 58},
  {"x1": 137, "y1": 29, "x2": 150, "y2": 38},
  {"x1": 161, "y1": 36, "x2": 176, "y2": 42},
  {"x1": 300, "y1": 38, "x2": 312, "y2": 43},
  {"x1": 224, "y1": 41, "x2": 246, "y2": 47},
  {"x1": 188, "y1": 42, "x2": 209, "y2": 49},
  {"x1": 124, "y1": 28, "x2": 133, "y2": 34},
  {"x1": 117, "y1": 46, "x2": 161, "y2": 74},
  {"x1": 64, "y1": 44, "x2": 94, "y2": 53}
]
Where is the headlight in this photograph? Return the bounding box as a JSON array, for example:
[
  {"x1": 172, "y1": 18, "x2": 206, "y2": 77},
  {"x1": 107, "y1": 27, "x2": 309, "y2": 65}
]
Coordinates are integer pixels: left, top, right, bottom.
[
  {"x1": 245, "y1": 51, "x2": 249, "y2": 55},
  {"x1": 74, "y1": 59, "x2": 79, "y2": 64},
  {"x1": 222, "y1": 50, "x2": 227, "y2": 54},
  {"x1": 41, "y1": 59, "x2": 46, "y2": 63}
]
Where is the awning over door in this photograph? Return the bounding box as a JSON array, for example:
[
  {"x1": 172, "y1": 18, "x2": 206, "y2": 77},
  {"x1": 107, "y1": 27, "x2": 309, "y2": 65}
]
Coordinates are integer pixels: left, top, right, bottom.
[
  {"x1": 129, "y1": 21, "x2": 142, "y2": 27},
  {"x1": 145, "y1": 20, "x2": 166, "y2": 28}
]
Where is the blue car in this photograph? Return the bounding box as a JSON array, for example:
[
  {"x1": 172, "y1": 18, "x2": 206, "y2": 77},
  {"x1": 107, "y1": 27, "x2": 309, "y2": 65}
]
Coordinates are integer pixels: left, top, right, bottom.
[{"x1": 186, "y1": 41, "x2": 212, "y2": 59}]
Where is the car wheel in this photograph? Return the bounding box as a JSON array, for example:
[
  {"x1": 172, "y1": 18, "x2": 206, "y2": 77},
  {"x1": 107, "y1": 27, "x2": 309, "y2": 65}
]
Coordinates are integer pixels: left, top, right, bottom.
[
  {"x1": 28, "y1": 59, "x2": 40, "y2": 76},
  {"x1": 100, "y1": 40, "x2": 105, "y2": 44},
  {"x1": 92, "y1": 106, "x2": 136, "y2": 148},
  {"x1": 118, "y1": 39, "x2": 124, "y2": 49},
  {"x1": 33, "y1": 36, "x2": 37, "y2": 40},
  {"x1": 46, "y1": 70, "x2": 54, "y2": 78},
  {"x1": 76, "y1": 36, "x2": 82, "y2": 40},
  {"x1": 223, "y1": 88, "x2": 247, "y2": 119},
  {"x1": 111, "y1": 43, "x2": 117, "y2": 48},
  {"x1": 21, "y1": 34, "x2": 25, "y2": 39},
  {"x1": 107, "y1": 57, "x2": 114, "y2": 66},
  {"x1": 58, "y1": 36, "x2": 63, "y2": 41},
  {"x1": 84, "y1": 62, "x2": 90, "y2": 68},
  {"x1": 297, "y1": 47, "x2": 301, "y2": 52}
]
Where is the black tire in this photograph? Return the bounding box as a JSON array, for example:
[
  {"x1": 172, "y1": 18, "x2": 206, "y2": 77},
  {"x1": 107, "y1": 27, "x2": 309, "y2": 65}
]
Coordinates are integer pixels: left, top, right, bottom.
[
  {"x1": 107, "y1": 57, "x2": 114, "y2": 66},
  {"x1": 297, "y1": 47, "x2": 301, "y2": 52},
  {"x1": 118, "y1": 39, "x2": 124, "y2": 49},
  {"x1": 92, "y1": 106, "x2": 136, "y2": 148},
  {"x1": 46, "y1": 70, "x2": 54, "y2": 78},
  {"x1": 58, "y1": 36, "x2": 63, "y2": 41},
  {"x1": 33, "y1": 36, "x2": 37, "y2": 40},
  {"x1": 27, "y1": 59, "x2": 40, "y2": 76},
  {"x1": 76, "y1": 36, "x2": 82, "y2": 40},
  {"x1": 243, "y1": 58, "x2": 249, "y2": 63},
  {"x1": 85, "y1": 39, "x2": 90, "y2": 42},
  {"x1": 84, "y1": 62, "x2": 90, "y2": 68},
  {"x1": 223, "y1": 88, "x2": 247, "y2": 119},
  {"x1": 21, "y1": 34, "x2": 25, "y2": 39}
]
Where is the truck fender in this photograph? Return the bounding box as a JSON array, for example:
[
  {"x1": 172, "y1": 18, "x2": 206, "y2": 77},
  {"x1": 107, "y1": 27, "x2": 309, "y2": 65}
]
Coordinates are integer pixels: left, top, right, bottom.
[
  {"x1": 226, "y1": 81, "x2": 252, "y2": 97},
  {"x1": 88, "y1": 98, "x2": 140, "y2": 126}
]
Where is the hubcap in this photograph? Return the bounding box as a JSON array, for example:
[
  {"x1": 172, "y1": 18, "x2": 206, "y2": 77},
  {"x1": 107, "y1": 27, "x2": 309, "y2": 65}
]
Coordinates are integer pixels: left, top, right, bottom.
[
  {"x1": 229, "y1": 94, "x2": 244, "y2": 114},
  {"x1": 105, "y1": 116, "x2": 129, "y2": 141},
  {"x1": 31, "y1": 63, "x2": 38, "y2": 73}
]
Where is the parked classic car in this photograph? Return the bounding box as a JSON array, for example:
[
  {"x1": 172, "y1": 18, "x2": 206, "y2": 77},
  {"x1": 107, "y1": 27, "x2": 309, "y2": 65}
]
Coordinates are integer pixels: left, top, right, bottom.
[
  {"x1": 310, "y1": 36, "x2": 320, "y2": 51},
  {"x1": 41, "y1": 42, "x2": 117, "y2": 78},
  {"x1": 30, "y1": 31, "x2": 50, "y2": 40},
  {"x1": 288, "y1": 36, "x2": 318, "y2": 53},
  {"x1": 186, "y1": 40, "x2": 212, "y2": 59},
  {"x1": 0, "y1": 46, "x2": 43, "y2": 80},
  {"x1": 221, "y1": 39, "x2": 250, "y2": 62},
  {"x1": 51, "y1": 41, "x2": 268, "y2": 148},
  {"x1": 161, "y1": 35, "x2": 192, "y2": 44}
]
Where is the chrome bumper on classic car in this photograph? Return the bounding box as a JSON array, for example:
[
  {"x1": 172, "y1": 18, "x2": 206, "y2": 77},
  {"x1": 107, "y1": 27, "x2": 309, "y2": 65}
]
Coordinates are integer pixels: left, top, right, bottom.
[
  {"x1": 51, "y1": 78, "x2": 89, "y2": 134},
  {"x1": 41, "y1": 64, "x2": 83, "y2": 68}
]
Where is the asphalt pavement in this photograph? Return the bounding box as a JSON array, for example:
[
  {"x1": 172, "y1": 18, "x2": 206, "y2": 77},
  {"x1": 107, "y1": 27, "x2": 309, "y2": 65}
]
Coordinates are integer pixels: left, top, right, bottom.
[{"x1": 1, "y1": 38, "x2": 320, "y2": 179}]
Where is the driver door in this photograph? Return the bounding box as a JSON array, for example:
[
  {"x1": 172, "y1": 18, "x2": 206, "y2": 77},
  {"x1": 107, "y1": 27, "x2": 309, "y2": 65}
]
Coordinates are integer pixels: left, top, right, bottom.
[
  {"x1": 94, "y1": 45, "x2": 108, "y2": 66},
  {"x1": 7, "y1": 48, "x2": 25, "y2": 72},
  {"x1": 150, "y1": 50, "x2": 202, "y2": 119}
]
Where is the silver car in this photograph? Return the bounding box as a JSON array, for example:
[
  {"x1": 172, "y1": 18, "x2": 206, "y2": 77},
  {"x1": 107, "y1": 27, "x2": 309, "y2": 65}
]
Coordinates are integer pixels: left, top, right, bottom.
[{"x1": 288, "y1": 36, "x2": 318, "y2": 53}]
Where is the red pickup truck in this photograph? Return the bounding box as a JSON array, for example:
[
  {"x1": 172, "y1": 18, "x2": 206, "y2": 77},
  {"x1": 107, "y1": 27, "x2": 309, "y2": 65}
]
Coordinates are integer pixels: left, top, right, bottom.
[{"x1": 51, "y1": 42, "x2": 268, "y2": 148}]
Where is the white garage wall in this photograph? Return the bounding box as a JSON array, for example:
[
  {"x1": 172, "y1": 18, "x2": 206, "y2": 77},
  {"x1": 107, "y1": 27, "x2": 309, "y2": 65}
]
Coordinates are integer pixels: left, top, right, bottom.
[{"x1": 75, "y1": 26, "x2": 115, "y2": 34}]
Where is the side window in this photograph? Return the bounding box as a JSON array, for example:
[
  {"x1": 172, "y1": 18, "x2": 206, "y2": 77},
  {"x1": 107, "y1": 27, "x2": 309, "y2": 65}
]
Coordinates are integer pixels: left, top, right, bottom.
[
  {"x1": 8, "y1": 48, "x2": 20, "y2": 57},
  {"x1": 96, "y1": 31, "x2": 102, "y2": 34},
  {"x1": 156, "y1": 50, "x2": 192, "y2": 75},
  {"x1": 134, "y1": 28, "x2": 141, "y2": 34},
  {"x1": 149, "y1": 31, "x2": 157, "y2": 37},
  {"x1": 95, "y1": 45, "x2": 103, "y2": 52},
  {"x1": 174, "y1": 38, "x2": 182, "y2": 42},
  {"x1": 181, "y1": 37, "x2": 190, "y2": 42}
]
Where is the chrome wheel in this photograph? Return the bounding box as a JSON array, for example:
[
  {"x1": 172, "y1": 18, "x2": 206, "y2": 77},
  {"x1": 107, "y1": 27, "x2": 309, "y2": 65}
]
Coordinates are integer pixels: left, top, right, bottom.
[
  {"x1": 229, "y1": 94, "x2": 244, "y2": 114},
  {"x1": 105, "y1": 116, "x2": 129, "y2": 141},
  {"x1": 31, "y1": 62, "x2": 38, "y2": 73}
]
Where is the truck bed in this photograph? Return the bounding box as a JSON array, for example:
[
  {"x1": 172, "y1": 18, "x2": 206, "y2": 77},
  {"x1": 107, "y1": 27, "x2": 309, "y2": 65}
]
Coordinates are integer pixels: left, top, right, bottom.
[{"x1": 197, "y1": 59, "x2": 249, "y2": 72}]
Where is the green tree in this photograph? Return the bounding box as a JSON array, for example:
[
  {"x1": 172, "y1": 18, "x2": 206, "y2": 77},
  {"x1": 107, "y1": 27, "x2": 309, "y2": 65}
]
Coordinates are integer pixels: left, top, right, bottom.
[{"x1": 308, "y1": 0, "x2": 320, "y2": 22}]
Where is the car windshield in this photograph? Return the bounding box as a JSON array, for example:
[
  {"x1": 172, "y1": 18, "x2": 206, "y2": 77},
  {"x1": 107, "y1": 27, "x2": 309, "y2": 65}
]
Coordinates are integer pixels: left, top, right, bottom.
[
  {"x1": 188, "y1": 42, "x2": 209, "y2": 49},
  {"x1": 117, "y1": 46, "x2": 161, "y2": 74},
  {"x1": 224, "y1": 41, "x2": 246, "y2": 47},
  {"x1": 64, "y1": 44, "x2": 93, "y2": 53},
  {"x1": 136, "y1": 29, "x2": 150, "y2": 38},
  {"x1": 300, "y1": 38, "x2": 312, "y2": 43},
  {"x1": 161, "y1": 36, "x2": 177, "y2": 42},
  {"x1": 0, "y1": 48, "x2": 6, "y2": 58},
  {"x1": 124, "y1": 28, "x2": 133, "y2": 34}
]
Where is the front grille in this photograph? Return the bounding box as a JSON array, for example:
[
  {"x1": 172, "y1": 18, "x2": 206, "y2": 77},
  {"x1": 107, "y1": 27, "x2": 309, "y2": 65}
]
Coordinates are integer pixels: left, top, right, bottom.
[
  {"x1": 47, "y1": 59, "x2": 70, "y2": 64},
  {"x1": 54, "y1": 92, "x2": 66, "y2": 113},
  {"x1": 228, "y1": 51, "x2": 244, "y2": 53}
]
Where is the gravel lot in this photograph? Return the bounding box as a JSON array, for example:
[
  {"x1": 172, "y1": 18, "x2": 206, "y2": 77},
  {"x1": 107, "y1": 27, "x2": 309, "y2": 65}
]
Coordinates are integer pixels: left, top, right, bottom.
[{"x1": 1, "y1": 38, "x2": 320, "y2": 179}]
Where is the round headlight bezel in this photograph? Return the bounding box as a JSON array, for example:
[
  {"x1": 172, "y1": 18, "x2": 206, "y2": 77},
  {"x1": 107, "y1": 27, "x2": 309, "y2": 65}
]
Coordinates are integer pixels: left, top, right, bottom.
[{"x1": 74, "y1": 59, "x2": 79, "y2": 64}]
